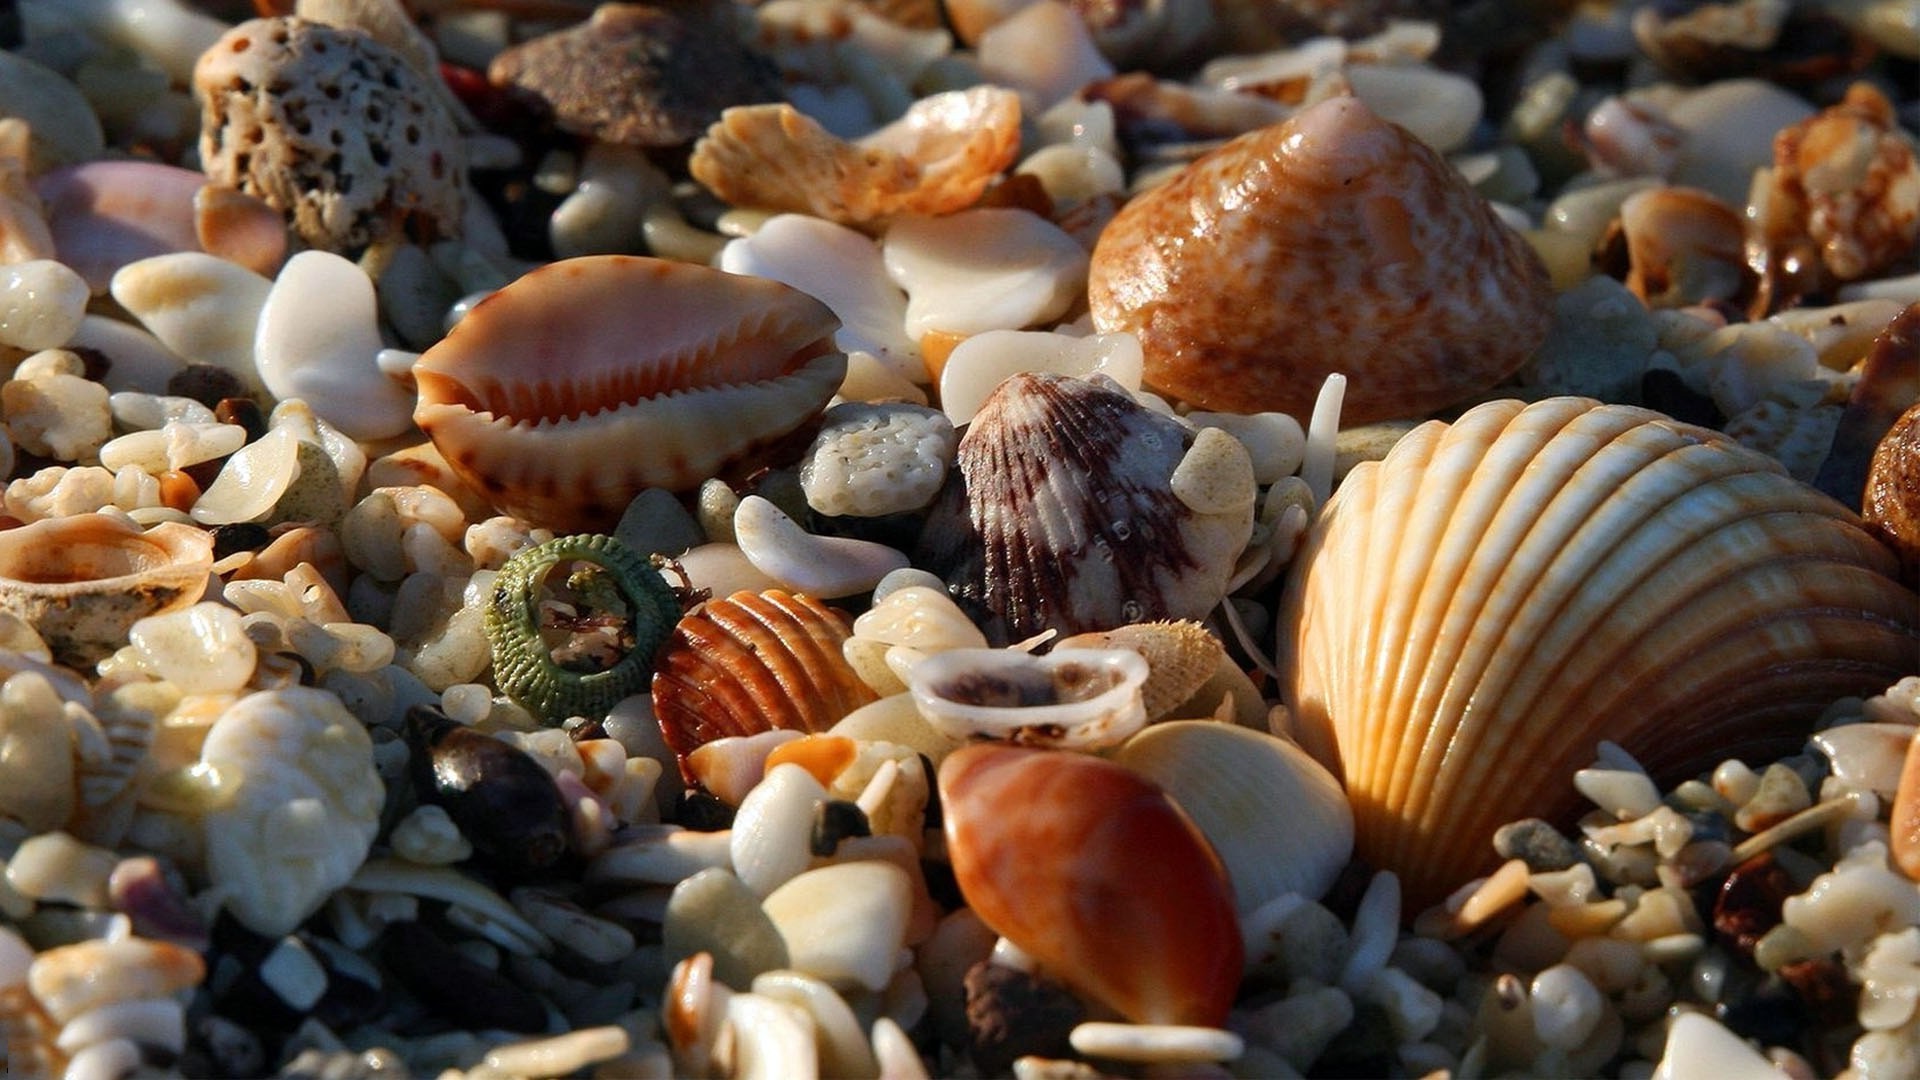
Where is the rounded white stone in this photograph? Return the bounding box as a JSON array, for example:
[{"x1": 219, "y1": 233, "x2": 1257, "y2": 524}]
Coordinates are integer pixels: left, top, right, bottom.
[
  {"x1": 883, "y1": 208, "x2": 1088, "y2": 340},
  {"x1": 762, "y1": 860, "x2": 913, "y2": 992},
  {"x1": 0, "y1": 260, "x2": 89, "y2": 351},
  {"x1": 111, "y1": 252, "x2": 273, "y2": 394},
  {"x1": 734, "y1": 495, "x2": 910, "y2": 599},
  {"x1": 254, "y1": 251, "x2": 415, "y2": 440}
]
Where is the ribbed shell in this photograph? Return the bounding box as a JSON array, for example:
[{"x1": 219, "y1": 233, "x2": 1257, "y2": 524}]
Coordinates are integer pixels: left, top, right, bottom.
[
  {"x1": 1278, "y1": 396, "x2": 1920, "y2": 907},
  {"x1": 913, "y1": 372, "x2": 1252, "y2": 645},
  {"x1": 1087, "y1": 94, "x2": 1554, "y2": 422},
  {"x1": 652, "y1": 589, "x2": 879, "y2": 785}
]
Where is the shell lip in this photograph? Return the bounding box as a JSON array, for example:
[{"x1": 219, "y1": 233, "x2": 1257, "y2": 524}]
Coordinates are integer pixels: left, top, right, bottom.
[{"x1": 908, "y1": 646, "x2": 1150, "y2": 749}]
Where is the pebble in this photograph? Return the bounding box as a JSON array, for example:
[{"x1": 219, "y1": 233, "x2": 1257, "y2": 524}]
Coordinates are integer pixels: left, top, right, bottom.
[
  {"x1": 762, "y1": 860, "x2": 913, "y2": 992},
  {"x1": 1652, "y1": 1012, "x2": 1781, "y2": 1080},
  {"x1": 129, "y1": 602, "x2": 256, "y2": 694},
  {"x1": 253, "y1": 251, "x2": 416, "y2": 441},
  {"x1": 1494, "y1": 818, "x2": 1583, "y2": 872},
  {"x1": 483, "y1": 1026, "x2": 632, "y2": 1078},
  {"x1": 883, "y1": 208, "x2": 1088, "y2": 339},
  {"x1": 380, "y1": 919, "x2": 548, "y2": 1034},
  {"x1": 111, "y1": 252, "x2": 273, "y2": 397},
  {"x1": 0, "y1": 50, "x2": 105, "y2": 171},
  {"x1": 663, "y1": 866, "x2": 789, "y2": 990},
  {"x1": 38, "y1": 161, "x2": 205, "y2": 293},
  {"x1": 937, "y1": 329, "x2": 1143, "y2": 427},
  {"x1": 4, "y1": 832, "x2": 118, "y2": 908},
  {"x1": 1337, "y1": 871, "x2": 1402, "y2": 996},
  {"x1": 974, "y1": 1, "x2": 1113, "y2": 113},
  {"x1": 719, "y1": 213, "x2": 918, "y2": 379},
  {"x1": 0, "y1": 259, "x2": 88, "y2": 350},
  {"x1": 1068, "y1": 1021, "x2": 1243, "y2": 1064},
  {"x1": 733, "y1": 495, "x2": 910, "y2": 599},
  {"x1": 751, "y1": 969, "x2": 878, "y2": 1077}
]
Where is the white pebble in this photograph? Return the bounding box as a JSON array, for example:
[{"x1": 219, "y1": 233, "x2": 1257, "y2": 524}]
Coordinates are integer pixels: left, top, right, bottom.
[
  {"x1": 483, "y1": 1026, "x2": 632, "y2": 1079},
  {"x1": 0, "y1": 259, "x2": 89, "y2": 350},
  {"x1": 938, "y1": 329, "x2": 1142, "y2": 426},
  {"x1": 731, "y1": 762, "x2": 828, "y2": 898},
  {"x1": 733, "y1": 495, "x2": 909, "y2": 599},
  {"x1": 259, "y1": 935, "x2": 327, "y2": 1011},
  {"x1": 721, "y1": 214, "x2": 919, "y2": 382},
  {"x1": 975, "y1": 0, "x2": 1114, "y2": 113},
  {"x1": 1069, "y1": 1021, "x2": 1244, "y2": 1064},
  {"x1": 389, "y1": 804, "x2": 473, "y2": 866},
  {"x1": 1782, "y1": 841, "x2": 1920, "y2": 955},
  {"x1": 1652, "y1": 1012, "x2": 1781, "y2": 1080},
  {"x1": 129, "y1": 602, "x2": 256, "y2": 693},
  {"x1": 1530, "y1": 964, "x2": 1605, "y2": 1050},
  {"x1": 254, "y1": 251, "x2": 415, "y2": 440},
  {"x1": 883, "y1": 208, "x2": 1087, "y2": 339},
  {"x1": 55, "y1": 998, "x2": 187, "y2": 1056},
  {"x1": 111, "y1": 252, "x2": 273, "y2": 395},
  {"x1": 1338, "y1": 870, "x2": 1401, "y2": 996},
  {"x1": 1367, "y1": 966, "x2": 1444, "y2": 1044},
  {"x1": 4, "y1": 831, "x2": 117, "y2": 907},
  {"x1": 763, "y1": 860, "x2": 913, "y2": 992},
  {"x1": 1575, "y1": 767, "x2": 1664, "y2": 819}
]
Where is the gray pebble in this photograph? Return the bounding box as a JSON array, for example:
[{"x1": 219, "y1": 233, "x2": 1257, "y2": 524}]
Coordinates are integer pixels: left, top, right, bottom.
[{"x1": 1493, "y1": 817, "x2": 1580, "y2": 872}]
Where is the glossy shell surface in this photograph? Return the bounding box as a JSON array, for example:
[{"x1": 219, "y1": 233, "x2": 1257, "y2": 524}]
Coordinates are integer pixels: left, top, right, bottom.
[
  {"x1": 653, "y1": 589, "x2": 879, "y2": 785},
  {"x1": 1087, "y1": 94, "x2": 1554, "y2": 422},
  {"x1": 1278, "y1": 396, "x2": 1920, "y2": 905},
  {"x1": 413, "y1": 256, "x2": 846, "y2": 532},
  {"x1": 0, "y1": 514, "x2": 215, "y2": 666}
]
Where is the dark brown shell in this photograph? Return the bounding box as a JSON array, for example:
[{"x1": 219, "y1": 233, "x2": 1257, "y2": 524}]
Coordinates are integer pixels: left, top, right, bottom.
[{"x1": 1865, "y1": 401, "x2": 1920, "y2": 586}]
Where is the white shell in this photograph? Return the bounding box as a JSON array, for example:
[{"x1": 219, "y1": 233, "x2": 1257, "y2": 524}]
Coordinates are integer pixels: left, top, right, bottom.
[{"x1": 909, "y1": 646, "x2": 1149, "y2": 750}]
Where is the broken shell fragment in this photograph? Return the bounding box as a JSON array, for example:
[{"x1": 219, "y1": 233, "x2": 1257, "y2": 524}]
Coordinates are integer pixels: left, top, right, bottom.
[
  {"x1": 908, "y1": 646, "x2": 1149, "y2": 750},
  {"x1": 690, "y1": 87, "x2": 1023, "y2": 226},
  {"x1": 1087, "y1": 94, "x2": 1554, "y2": 421},
  {"x1": 1279, "y1": 396, "x2": 1920, "y2": 907},
  {"x1": 939, "y1": 742, "x2": 1242, "y2": 1026},
  {"x1": 412, "y1": 256, "x2": 846, "y2": 532},
  {"x1": 0, "y1": 514, "x2": 215, "y2": 667}
]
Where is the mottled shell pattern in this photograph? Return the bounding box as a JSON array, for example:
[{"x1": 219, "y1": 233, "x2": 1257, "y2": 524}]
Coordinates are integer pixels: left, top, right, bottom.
[
  {"x1": 652, "y1": 589, "x2": 880, "y2": 785},
  {"x1": 412, "y1": 255, "x2": 846, "y2": 532},
  {"x1": 689, "y1": 86, "x2": 1023, "y2": 226},
  {"x1": 912, "y1": 371, "x2": 1255, "y2": 646},
  {"x1": 0, "y1": 514, "x2": 215, "y2": 667},
  {"x1": 1279, "y1": 396, "x2": 1920, "y2": 906},
  {"x1": 1087, "y1": 94, "x2": 1555, "y2": 422}
]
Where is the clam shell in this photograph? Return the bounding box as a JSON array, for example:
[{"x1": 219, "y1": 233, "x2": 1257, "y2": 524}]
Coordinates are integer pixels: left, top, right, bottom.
[
  {"x1": 912, "y1": 371, "x2": 1254, "y2": 645},
  {"x1": 1278, "y1": 396, "x2": 1920, "y2": 906},
  {"x1": 652, "y1": 589, "x2": 880, "y2": 785},
  {"x1": 413, "y1": 256, "x2": 846, "y2": 531},
  {"x1": 938, "y1": 742, "x2": 1242, "y2": 1026},
  {"x1": 1087, "y1": 94, "x2": 1554, "y2": 422},
  {"x1": 0, "y1": 514, "x2": 215, "y2": 667}
]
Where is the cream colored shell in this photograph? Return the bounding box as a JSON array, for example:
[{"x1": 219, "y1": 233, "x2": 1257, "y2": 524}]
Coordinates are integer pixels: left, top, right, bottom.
[
  {"x1": 1278, "y1": 396, "x2": 1920, "y2": 906},
  {"x1": 0, "y1": 514, "x2": 214, "y2": 666}
]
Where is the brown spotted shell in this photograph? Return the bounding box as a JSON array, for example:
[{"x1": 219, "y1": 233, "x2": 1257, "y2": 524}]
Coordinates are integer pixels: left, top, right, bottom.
[
  {"x1": 1088, "y1": 94, "x2": 1554, "y2": 422},
  {"x1": 1279, "y1": 397, "x2": 1920, "y2": 908},
  {"x1": 412, "y1": 256, "x2": 845, "y2": 532},
  {"x1": 652, "y1": 589, "x2": 880, "y2": 785}
]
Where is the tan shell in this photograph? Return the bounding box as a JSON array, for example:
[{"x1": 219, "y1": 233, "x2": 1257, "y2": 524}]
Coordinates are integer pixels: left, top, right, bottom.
[
  {"x1": 1617, "y1": 185, "x2": 1753, "y2": 310},
  {"x1": 688, "y1": 87, "x2": 1022, "y2": 226},
  {"x1": 652, "y1": 589, "x2": 880, "y2": 785},
  {"x1": 1865, "y1": 400, "x2": 1920, "y2": 583},
  {"x1": 0, "y1": 514, "x2": 215, "y2": 667},
  {"x1": 1278, "y1": 397, "x2": 1920, "y2": 907},
  {"x1": 1054, "y1": 619, "x2": 1231, "y2": 720},
  {"x1": 1088, "y1": 94, "x2": 1554, "y2": 422},
  {"x1": 413, "y1": 256, "x2": 845, "y2": 532}
]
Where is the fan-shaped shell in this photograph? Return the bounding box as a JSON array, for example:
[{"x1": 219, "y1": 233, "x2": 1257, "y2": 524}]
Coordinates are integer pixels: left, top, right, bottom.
[
  {"x1": 1278, "y1": 396, "x2": 1920, "y2": 907},
  {"x1": 652, "y1": 589, "x2": 880, "y2": 785},
  {"x1": 912, "y1": 372, "x2": 1254, "y2": 645},
  {"x1": 1087, "y1": 94, "x2": 1554, "y2": 422},
  {"x1": 0, "y1": 514, "x2": 214, "y2": 666},
  {"x1": 413, "y1": 255, "x2": 845, "y2": 532}
]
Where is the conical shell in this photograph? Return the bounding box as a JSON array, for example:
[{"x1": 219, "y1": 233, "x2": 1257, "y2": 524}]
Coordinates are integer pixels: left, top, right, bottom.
[
  {"x1": 938, "y1": 742, "x2": 1242, "y2": 1026},
  {"x1": 652, "y1": 589, "x2": 880, "y2": 785},
  {"x1": 1278, "y1": 397, "x2": 1920, "y2": 907},
  {"x1": 1087, "y1": 94, "x2": 1554, "y2": 422},
  {"x1": 913, "y1": 372, "x2": 1254, "y2": 645}
]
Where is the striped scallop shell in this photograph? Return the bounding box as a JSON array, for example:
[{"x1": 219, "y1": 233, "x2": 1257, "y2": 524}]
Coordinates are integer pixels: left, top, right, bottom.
[
  {"x1": 413, "y1": 256, "x2": 845, "y2": 532},
  {"x1": 1278, "y1": 396, "x2": 1920, "y2": 907},
  {"x1": 652, "y1": 589, "x2": 880, "y2": 785}
]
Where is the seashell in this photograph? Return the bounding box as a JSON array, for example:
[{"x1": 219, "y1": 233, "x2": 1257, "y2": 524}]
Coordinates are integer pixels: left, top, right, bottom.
[
  {"x1": 487, "y1": 1, "x2": 783, "y2": 149},
  {"x1": 1053, "y1": 620, "x2": 1231, "y2": 721},
  {"x1": 913, "y1": 372, "x2": 1254, "y2": 645},
  {"x1": 1087, "y1": 95, "x2": 1554, "y2": 422},
  {"x1": 938, "y1": 742, "x2": 1242, "y2": 1026},
  {"x1": 35, "y1": 161, "x2": 205, "y2": 294},
  {"x1": 1616, "y1": 186, "x2": 1753, "y2": 310},
  {"x1": 1748, "y1": 82, "x2": 1920, "y2": 314},
  {"x1": 1277, "y1": 397, "x2": 1920, "y2": 907},
  {"x1": 908, "y1": 646, "x2": 1149, "y2": 749},
  {"x1": 1113, "y1": 720, "x2": 1353, "y2": 910},
  {"x1": 690, "y1": 87, "x2": 1022, "y2": 226},
  {"x1": 413, "y1": 255, "x2": 846, "y2": 532},
  {"x1": 0, "y1": 514, "x2": 215, "y2": 668},
  {"x1": 652, "y1": 589, "x2": 880, "y2": 785},
  {"x1": 1864, "y1": 400, "x2": 1920, "y2": 584}
]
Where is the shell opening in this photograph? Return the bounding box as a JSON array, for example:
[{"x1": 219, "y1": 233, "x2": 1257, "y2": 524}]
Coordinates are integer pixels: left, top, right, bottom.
[
  {"x1": 0, "y1": 539, "x2": 175, "y2": 584},
  {"x1": 909, "y1": 647, "x2": 1150, "y2": 750}
]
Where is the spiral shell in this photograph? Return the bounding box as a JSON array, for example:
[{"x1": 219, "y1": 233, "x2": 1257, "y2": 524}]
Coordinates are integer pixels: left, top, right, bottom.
[
  {"x1": 413, "y1": 256, "x2": 845, "y2": 532},
  {"x1": 652, "y1": 589, "x2": 880, "y2": 784},
  {"x1": 1087, "y1": 94, "x2": 1554, "y2": 422},
  {"x1": 1279, "y1": 396, "x2": 1920, "y2": 906}
]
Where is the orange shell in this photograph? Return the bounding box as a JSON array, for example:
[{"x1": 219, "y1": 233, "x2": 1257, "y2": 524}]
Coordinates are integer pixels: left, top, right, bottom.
[
  {"x1": 652, "y1": 589, "x2": 879, "y2": 785},
  {"x1": 413, "y1": 256, "x2": 845, "y2": 531},
  {"x1": 1088, "y1": 94, "x2": 1554, "y2": 422},
  {"x1": 1279, "y1": 397, "x2": 1920, "y2": 908},
  {"x1": 938, "y1": 742, "x2": 1242, "y2": 1027}
]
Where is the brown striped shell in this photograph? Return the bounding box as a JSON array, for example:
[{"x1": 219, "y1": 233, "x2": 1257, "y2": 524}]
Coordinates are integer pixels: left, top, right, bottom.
[
  {"x1": 412, "y1": 256, "x2": 845, "y2": 532},
  {"x1": 1087, "y1": 94, "x2": 1554, "y2": 422},
  {"x1": 652, "y1": 589, "x2": 880, "y2": 785},
  {"x1": 1278, "y1": 396, "x2": 1920, "y2": 907}
]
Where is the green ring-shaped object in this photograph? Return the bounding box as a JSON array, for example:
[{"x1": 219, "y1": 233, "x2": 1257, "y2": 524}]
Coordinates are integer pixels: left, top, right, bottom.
[{"x1": 485, "y1": 533, "x2": 680, "y2": 723}]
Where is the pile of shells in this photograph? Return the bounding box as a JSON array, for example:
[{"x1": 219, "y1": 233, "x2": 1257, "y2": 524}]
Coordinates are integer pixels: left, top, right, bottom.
[{"x1": 0, "y1": 0, "x2": 1915, "y2": 1079}]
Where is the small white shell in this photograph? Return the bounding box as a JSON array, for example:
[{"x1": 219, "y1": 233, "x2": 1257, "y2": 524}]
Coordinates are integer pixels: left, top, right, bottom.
[{"x1": 908, "y1": 646, "x2": 1149, "y2": 750}]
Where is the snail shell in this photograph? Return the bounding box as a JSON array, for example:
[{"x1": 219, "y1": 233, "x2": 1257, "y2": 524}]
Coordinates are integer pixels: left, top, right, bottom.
[{"x1": 1278, "y1": 396, "x2": 1920, "y2": 906}]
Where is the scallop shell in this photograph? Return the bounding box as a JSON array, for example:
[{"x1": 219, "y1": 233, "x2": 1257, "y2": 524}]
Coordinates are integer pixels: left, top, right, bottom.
[
  {"x1": 912, "y1": 372, "x2": 1255, "y2": 645},
  {"x1": 0, "y1": 514, "x2": 215, "y2": 667},
  {"x1": 652, "y1": 589, "x2": 880, "y2": 785},
  {"x1": 1087, "y1": 94, "x2": 1554, "y2": 422},
  {"x1": 1278, "y1": 396, "x2": 1920, "y2": 906},
  {"x1": 412, "y1": 256, "x2": 846, "y2": 532},
  {"x1": 938, "y1": 742, "x2": 1242, "y2": 1026},
  {"x1": 688, "y1": 86, "x2": 1022, "y2": 226}
]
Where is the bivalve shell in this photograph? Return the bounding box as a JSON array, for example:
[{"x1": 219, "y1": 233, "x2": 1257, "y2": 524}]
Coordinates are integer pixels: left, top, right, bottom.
[
  {"x1": 0, "y1": 514, "x2": 215, "y2": 667},
  {"x1": 913, "y1": 371, "x2": 1254, "y2": 645},
  {"x1": 413, "y1": 256, "x2": 846, "y2": 531},
  {"x1": 1278, "y1": 396, "x2": 1920, "y2": 906},
  {"x1": 939, "y1": 742, "x2": 1242, "y2": 1026},
  {"x1": 1087, "y1": 94, "x2": 1554, "y2": 421},
  {"x1": 653, "y1": 589, "x2": 880, "y2": 785}
]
